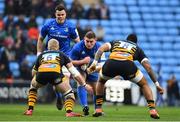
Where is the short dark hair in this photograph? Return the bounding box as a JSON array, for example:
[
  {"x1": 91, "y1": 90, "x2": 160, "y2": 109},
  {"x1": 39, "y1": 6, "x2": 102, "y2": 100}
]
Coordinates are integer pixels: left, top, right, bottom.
[
  {"x1": 55, "y1": 4, "x2": 67, "y2": 12},
  {"x1": 85, "y1": 31, "x2": 96, "y2": 39},
  {"x1": 126, "y1": 34, "x2": 137, "y2": 43}
]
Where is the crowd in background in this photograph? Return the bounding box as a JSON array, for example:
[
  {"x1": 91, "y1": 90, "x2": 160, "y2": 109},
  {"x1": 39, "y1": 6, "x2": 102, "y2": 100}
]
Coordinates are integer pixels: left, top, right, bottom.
[{"x1": 0, "y1": 0, "x2": 109, "y2": 80}]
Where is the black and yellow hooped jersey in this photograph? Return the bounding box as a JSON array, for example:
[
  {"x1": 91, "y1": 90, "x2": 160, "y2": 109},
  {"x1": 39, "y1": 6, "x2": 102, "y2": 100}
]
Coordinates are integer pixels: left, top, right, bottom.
[
  {"x1": 33, "y1": 50, "x2": 71, "y2": 73},
  {"x1": 109, "y1": 40, "x2": 147, "y2": 62}
]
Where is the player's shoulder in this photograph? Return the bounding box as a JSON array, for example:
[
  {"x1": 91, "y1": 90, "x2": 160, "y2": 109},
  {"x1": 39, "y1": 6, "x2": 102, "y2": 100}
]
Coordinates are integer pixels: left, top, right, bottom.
[
  {"x1": 43, "y1": 18, "x2": 55, "y2": 25},
  {"x1": 95, "y1": 41, "x2": 102, "y2": 47},
  {"x1": 65, "y1": 20, "x2": 76, "y2": 28},
  {"x1": 73, "y1": 40, "x2": 83, "y2": 49}
]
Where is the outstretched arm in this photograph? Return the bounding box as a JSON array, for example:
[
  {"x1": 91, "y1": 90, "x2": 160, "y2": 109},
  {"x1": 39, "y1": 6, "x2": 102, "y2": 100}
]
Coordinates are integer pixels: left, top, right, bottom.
[
  {"x1": 66, "y1": 62, "x2": 93, "y2": 94},
  {"x1": 141, "y1": 60, "x2": 164, "y2": 94},
  {"x1": 87, "y1": 43, "x2": 110, "y2": 74}
]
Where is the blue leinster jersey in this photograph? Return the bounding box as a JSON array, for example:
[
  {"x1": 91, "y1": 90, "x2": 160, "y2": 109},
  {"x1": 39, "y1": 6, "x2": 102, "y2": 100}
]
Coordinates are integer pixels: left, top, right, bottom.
[
  {"x1": 70, "y1": 40, "x2": 101, "y2": 66},
  {"x1": 40, "y1": 19, "x2": 79, "y2": 55}
]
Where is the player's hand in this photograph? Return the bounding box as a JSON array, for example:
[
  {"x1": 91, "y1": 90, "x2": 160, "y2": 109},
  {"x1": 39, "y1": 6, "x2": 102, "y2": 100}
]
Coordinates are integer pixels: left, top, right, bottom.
[
  {"x1": 85, "y1": 84, "x2": 93, "y2": 94},
  {"x1": 83, "y1": 56, "x2": 91, "y2": 64},
  {"x1": 87, "y1": 64, "x2": 96, "y2": 74},
  {"x1": 156, "y1": 86, "x2": 164, "y2": 94}
]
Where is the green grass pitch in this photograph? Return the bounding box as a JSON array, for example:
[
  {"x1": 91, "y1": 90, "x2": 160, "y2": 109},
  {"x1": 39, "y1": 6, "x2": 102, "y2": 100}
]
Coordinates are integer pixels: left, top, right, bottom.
[{"x1": 0, "y1": 104, "x2": 179, "y2": 121}]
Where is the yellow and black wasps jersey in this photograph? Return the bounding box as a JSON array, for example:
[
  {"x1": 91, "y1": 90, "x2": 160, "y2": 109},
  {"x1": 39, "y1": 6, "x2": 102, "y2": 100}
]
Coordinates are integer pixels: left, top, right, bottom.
[
  {"x1": 33, "y1": 50, "x2": 71, "y2": 73},
  {"x1": 109, "y1": 40, "x2": 147, "y2": 62}
]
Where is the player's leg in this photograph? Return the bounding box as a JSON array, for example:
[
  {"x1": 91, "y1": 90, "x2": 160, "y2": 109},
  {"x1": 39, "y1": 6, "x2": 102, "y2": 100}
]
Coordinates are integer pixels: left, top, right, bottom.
[
  {"x1": 92, "y1": 60, "x2": 114, "y2": 117},
  {"x1": 55, "y1": 80, "x2": 82, "y2": 117},
  {"x1": 24, "y1": 76, "x2": 44, "y2": 115},
  {"x1": 81, "y1": 73, "x2": 98, "y2": 116},
  {"x1": 76, "y1": 71, "x2": 89, "y2": 115},
  {"x1": 132, "y1": 70, "x2": 160, "y2": 119},
  {"x1": 92, "y1": 77, "x2": 106, "y2": 117},
  {"x1": 55, "y1": 66, "x2": 71, "y2": 110}
]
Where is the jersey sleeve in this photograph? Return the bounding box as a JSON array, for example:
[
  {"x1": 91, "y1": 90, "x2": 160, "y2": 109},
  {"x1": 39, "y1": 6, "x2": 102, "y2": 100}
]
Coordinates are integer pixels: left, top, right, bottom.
[
  {"x1": 69, "y1": 26, "x2": 79, "y2": 39},
  {"x1": 134, "y1": 47, "x2": 148, "y2": 63},
  {"x1": 70, "y1": 45, "x2": 80, "y2": 60},
  {"x1": 33, "y1": 54, "x2": 42, "y2": 71},
  {"x1": 60, "y1": 52, "x2": 71, "y2": 66},
  {"x1": 109, "y1": 41, "x2": 116, "y2": 51}
]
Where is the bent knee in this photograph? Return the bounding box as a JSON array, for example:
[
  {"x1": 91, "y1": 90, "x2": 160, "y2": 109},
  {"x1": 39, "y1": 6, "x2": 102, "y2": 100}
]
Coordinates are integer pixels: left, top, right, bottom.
[
  {"x1": 137, "y1": 76, "x2": 148, "y2": 87},
  {"x1": 63, "y1": 89, "x2": 75, "y2": 100}
]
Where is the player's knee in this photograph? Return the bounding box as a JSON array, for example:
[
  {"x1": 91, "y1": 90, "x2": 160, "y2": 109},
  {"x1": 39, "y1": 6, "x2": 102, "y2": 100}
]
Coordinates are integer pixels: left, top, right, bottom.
[
  {"x1": 137, "y1": 76, "x2": 148, "y2": 87},
  {"x1": 30, "y1": 82, "x2": 38, "y2": 89},
  {"x1": 29, "y1": 88, "x2": 37, "y2": 93},
  {"x1": 63, "y1": 89, "x2": 75, "y2": 100}
]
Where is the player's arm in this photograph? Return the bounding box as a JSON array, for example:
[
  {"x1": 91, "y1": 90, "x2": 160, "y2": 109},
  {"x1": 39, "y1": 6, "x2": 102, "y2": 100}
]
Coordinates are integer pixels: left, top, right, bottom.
[
  {"x1": 66, "y1": 62, "x2": 93, "y2": 94},
  {"x1": 70, "y1": 46, "x2": 90, "y2": 66},
  {"x1": 74, "y1": 36, "x2": 80, "y2": 43},
  {"x1": 71, "y1": 57, "x2": 91, "y2": 66},
  {"x1": 37, "y1": 23, "x2": 48, "y2": 56},
  {"x1": 141, "y1": 57, "x2": 164, "y2": 94},
  {"x1": 71, "y1": 28, "x2": 80, "y2": 43},
  {"x1": 31, "y1": 54, "x2": 41, "y2": 76},
  {"x1": 37, "y1": 35, "x2": 44, "y2": 56},
  {"x1": 62, "y1": 52, "x2": 93, "y2": 93},
  {"x1": 87, "y1": 43, "x2": 111, "y2": 74}
]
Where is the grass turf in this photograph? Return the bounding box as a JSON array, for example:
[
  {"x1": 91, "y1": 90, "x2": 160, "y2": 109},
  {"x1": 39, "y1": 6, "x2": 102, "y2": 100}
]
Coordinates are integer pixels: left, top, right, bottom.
[{"x1": 0, "y1": 104, "x2": 179, "y2": 121}]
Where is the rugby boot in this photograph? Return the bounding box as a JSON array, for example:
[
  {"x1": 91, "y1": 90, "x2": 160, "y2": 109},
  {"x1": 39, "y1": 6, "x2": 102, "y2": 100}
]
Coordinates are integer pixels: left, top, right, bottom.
[
  {"x1": 149, "y1": 109, "x2": 160, "y2": 119},
  {"x1": 92, "y1": 108, "x2": 104, "y2": 117},
  {"x1": 24, "y1": 109, "x2": 33, "y2": 116},
  {"x1": 83, "y1": 106, "x2": 89, "y2": 116},
  {"x1": 66, "y1": 112, "x2": 83, "y2": 117}
]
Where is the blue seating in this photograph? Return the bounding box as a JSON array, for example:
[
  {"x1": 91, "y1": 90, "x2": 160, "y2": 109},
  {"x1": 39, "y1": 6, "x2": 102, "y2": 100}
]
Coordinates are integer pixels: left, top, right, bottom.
[
  {"x1": 127, "y1": 6, "x2": 139, "y2": 13},
  {"x1": 64, "y1": 0, "x2": 73, "y2": 5},
  {"x1": 154, "y1": 21, "x2": 166, "y2": 28},
  {"x1": 129, "y1": 13, "x2": 141, "y2": 20},
  {"x1": 156, "y1": 28, "x2": 168, "y2": 35},
  {"x1": 9, "y1": 61, "x2": 20, "y2": 78},
  {"x1": 100, "y1": 20, "x2": 110, "y2": 27},
  {"x1": 144, "y1": 20, "x2": 155, "y2": 27},
  {"x1": 69, "y1": 19, "x2": 77, "y2": 25},
  {"x1": 36, "y1": 16, "x2": 44, "y2": 26},
  {"x1": 142, "y1": 13, "x2": 153, "y2": 20},
  {"x1": 0, "y1": 2, "x2": 4, "y2": 14},
  {"x1": 79, "y1": 19, "x2": 89, "y2": 27},
  {"x1": 25, "y1": 54, "x2": 37, "y2": 68},
  {"x1": 162, "y1": 42, "x2": 173, "y2": 50},
  {"x1": 116, "y1": 5, "x2": 127, "y2": 12},
  {"x1": 134, "y1": 27, "x2": 146, "y2": 34}
]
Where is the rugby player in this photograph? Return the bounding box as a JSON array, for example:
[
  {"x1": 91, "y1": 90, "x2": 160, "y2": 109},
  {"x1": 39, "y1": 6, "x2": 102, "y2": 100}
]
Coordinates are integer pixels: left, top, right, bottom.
[
  {"x1": 36, "y1": 4, "x2": 80, "y2": 110},
  {"x1": 24, "y1": 39, "x2": 93, "y2": 117},
  {"x1": 70, "y1": 31, "x2": 102, "y2": 116},
  {"x1": 88, "y1": 34, "x2": 164, "y2": 119}
]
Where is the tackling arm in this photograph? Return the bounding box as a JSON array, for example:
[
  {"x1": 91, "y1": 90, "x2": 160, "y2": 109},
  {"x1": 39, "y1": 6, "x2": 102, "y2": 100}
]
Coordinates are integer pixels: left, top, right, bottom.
[
  {"x1": 87, "y1": 43, "x2": 110, "y2": 74},
  {"x1": 66, "y1": 62, "x2": 93, "y2": 94}
]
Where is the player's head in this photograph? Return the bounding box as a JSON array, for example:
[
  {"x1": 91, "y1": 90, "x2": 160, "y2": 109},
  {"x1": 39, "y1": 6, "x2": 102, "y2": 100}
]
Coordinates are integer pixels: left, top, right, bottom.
[
  {"x1": 84, "y1": 31, "x2": 96, "y2": 49},
  {"x1": 48, "y1": 39, "x2": 59, "y2": 50},
  {"x1": 126, "y1": 34, "x2": 137, "y2": 43},
  {"x1": 55, "y1": 4, "x2": 67, "y2": 24}
]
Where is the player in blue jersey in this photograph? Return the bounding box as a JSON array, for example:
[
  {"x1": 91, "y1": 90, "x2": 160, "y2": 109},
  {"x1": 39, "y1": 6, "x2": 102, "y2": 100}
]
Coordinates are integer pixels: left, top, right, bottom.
[
  {"x1": 36, "y1": 4, "x2": 80, "y2": 110},
  {"x1": 70, "y1": 31, "x2": 102, "y2": 116}
]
